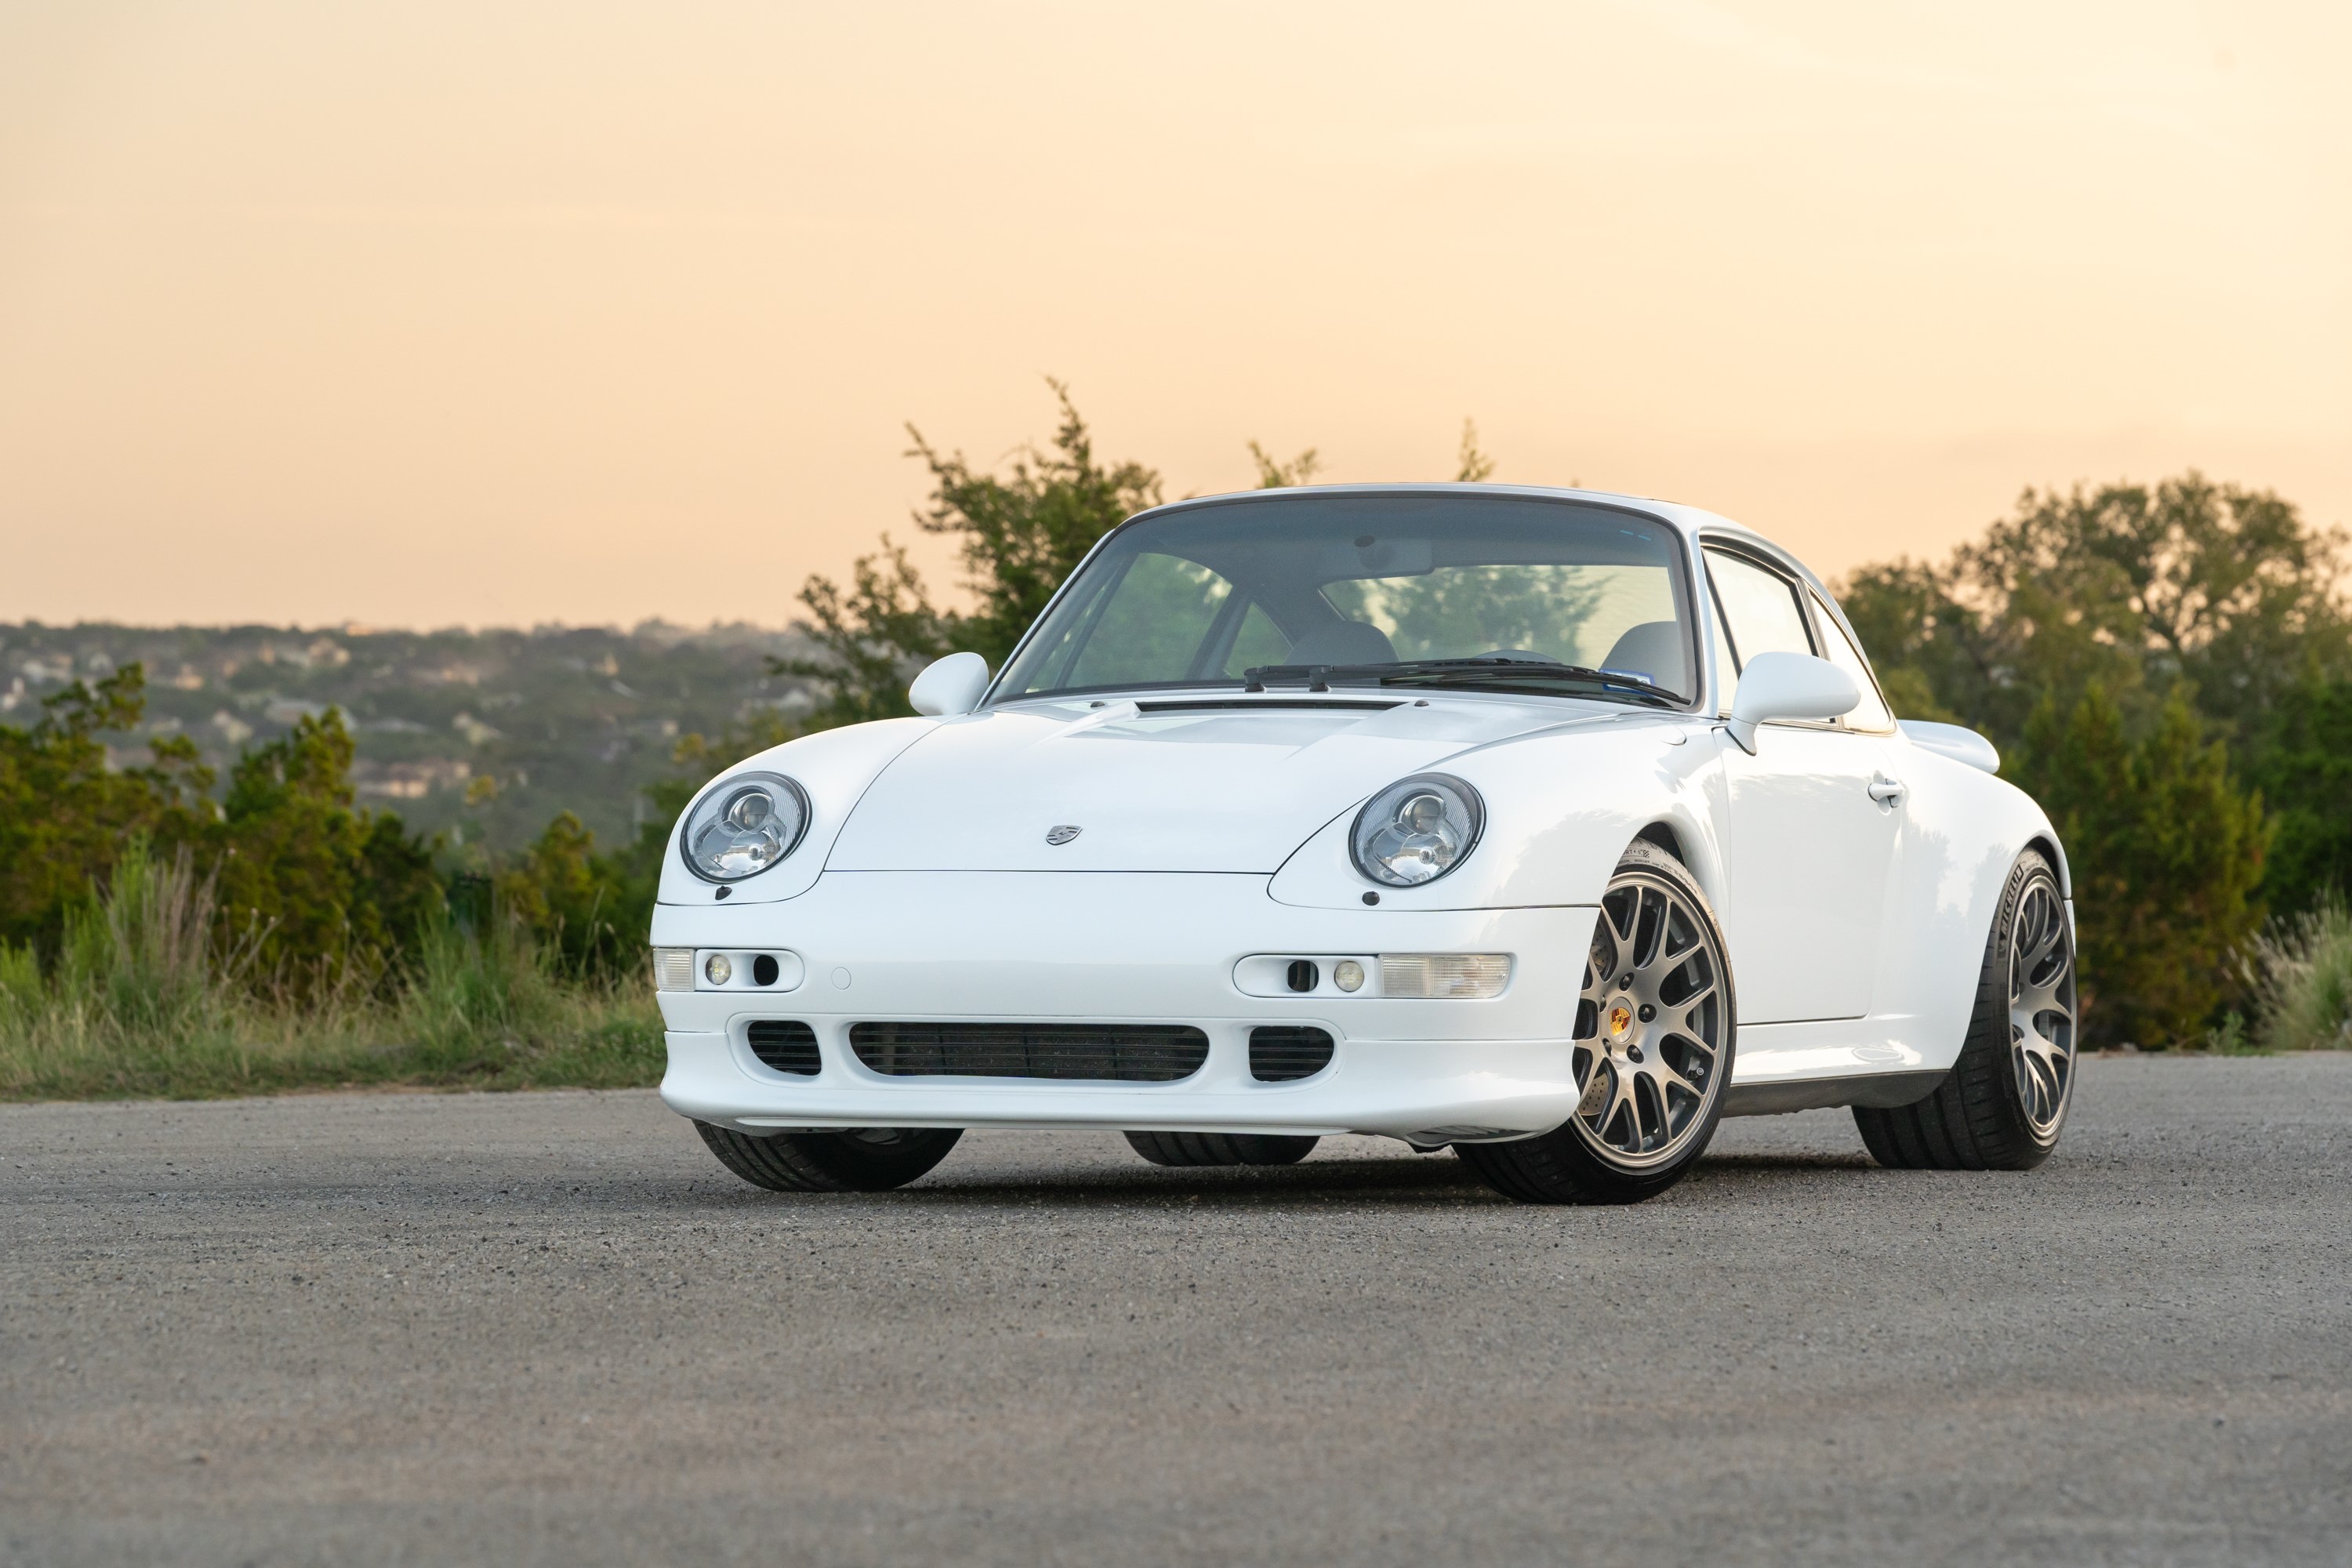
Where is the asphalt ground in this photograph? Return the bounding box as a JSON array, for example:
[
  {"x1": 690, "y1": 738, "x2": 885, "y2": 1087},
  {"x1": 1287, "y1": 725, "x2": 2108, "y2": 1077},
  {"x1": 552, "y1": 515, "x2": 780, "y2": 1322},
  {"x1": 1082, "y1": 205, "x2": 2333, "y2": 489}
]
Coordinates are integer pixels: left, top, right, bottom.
[{"x1": 3, "y1": 1056, "x2": 2347, "y2": 1567}]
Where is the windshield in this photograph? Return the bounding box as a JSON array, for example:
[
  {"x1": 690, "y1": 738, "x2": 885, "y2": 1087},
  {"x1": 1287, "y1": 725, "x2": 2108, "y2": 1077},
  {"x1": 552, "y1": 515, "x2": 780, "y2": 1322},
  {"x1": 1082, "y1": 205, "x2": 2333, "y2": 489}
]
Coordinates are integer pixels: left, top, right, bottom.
[{"x1": 996, "y1": 492, "x2": 1697, "y2": 706}]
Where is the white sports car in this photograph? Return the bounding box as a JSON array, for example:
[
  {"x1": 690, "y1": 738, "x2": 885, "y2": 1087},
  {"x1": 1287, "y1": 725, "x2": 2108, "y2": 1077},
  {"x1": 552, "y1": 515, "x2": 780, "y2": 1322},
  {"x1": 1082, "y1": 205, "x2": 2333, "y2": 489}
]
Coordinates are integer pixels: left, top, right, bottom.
[{"x1": 651, "y1": 485, "x2": 2078, "y2": 1203}]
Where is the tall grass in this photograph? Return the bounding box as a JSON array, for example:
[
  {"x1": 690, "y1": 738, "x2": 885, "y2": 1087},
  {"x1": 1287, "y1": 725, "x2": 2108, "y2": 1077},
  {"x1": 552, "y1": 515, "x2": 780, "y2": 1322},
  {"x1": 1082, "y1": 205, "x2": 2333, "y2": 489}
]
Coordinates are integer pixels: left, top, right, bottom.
[
  {"x1": 2248, "y1": 898, "x2": 2352, "y2": 1052},
  {"x1": 0, "y1": 842, "x2": 662, "y2": 1101}
]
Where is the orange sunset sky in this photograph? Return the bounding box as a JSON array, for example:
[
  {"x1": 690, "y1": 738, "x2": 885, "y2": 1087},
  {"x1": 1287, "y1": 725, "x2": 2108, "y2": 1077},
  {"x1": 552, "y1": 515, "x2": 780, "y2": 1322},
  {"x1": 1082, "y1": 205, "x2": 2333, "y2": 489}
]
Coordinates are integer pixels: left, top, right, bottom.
[{"x1": 2, "y1": 2, "x2": 2346, "y2": 630}]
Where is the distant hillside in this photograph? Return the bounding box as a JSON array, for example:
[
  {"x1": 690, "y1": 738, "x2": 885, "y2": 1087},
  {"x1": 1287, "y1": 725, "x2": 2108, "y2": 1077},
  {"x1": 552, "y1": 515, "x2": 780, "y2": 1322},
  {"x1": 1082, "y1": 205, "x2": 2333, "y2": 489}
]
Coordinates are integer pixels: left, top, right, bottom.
[{"x1": 0, "y1": 622, "x2": 819, "y2": 856}]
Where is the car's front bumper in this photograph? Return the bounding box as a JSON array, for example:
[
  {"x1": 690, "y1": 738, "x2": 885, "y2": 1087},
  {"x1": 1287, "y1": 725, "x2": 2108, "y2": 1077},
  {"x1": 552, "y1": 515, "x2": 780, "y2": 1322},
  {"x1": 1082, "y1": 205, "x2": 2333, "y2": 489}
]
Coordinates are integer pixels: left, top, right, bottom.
[{"x1": 651, "y1": 872, "x2": 1598, "y2": 1143}]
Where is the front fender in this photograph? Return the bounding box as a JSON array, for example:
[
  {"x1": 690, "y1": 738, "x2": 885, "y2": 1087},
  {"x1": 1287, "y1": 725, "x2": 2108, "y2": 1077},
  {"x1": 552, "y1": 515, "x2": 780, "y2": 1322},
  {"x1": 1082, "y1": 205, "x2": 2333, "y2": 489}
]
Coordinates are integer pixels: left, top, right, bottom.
[
  {"x1": 1268, "y1": 717, "x2": 1726, "y2": 914},
  {"x1": 655, "y1": 717, "x2": 938, "y2": 907}
]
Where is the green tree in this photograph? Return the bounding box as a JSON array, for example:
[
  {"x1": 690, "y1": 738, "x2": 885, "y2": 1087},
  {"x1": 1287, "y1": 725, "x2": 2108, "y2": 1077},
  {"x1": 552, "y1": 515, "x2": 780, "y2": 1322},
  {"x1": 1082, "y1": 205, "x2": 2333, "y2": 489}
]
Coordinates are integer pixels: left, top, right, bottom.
[
  {"x1": 493, "y1": 810, "x2": 648, "y2": 979},
  {"x1": 0, "y1": 665, "x2": 212, "y2": 960},
  {"x1": 906, "y1": 379, "x2": 1165, "y2": 667},
  {"x1": 211, "y1": 710, "x2": 439, "y2": 994},
  {"x1": 2009, "y1": 688, "x2": 2268, "y2": 1047},
  {"x1": 2056, "y1": 474, "x2": 2347, "y2": 731},
  {"x1": 2247, "y1": 674, "x2": 2352, "y2": 914},
  {"x1": 1249, "y1": 441, "x2": 1321, "y2": 488},
  {"x1": 1840, "y1": 474, "x2": 2349, "y2": 754},
  {"x1": 781, "y1": 381, "x2": 1162, "y2": 728},
  {"x1": 777, "y1": 538, "x2": 953, "y2": 731},
  {"x1": 1454, "y1": 419, "x2": 1497, "y2": 483}
]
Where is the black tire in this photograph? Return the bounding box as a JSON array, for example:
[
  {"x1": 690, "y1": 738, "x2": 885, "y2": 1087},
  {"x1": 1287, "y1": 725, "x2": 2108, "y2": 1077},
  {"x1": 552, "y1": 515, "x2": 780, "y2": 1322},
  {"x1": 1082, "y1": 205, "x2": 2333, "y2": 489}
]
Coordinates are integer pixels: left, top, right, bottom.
[
  {"x1": 1457, "y1": 838, "x2": 1736, "y2": 1205},
  {"x1": 1123, "y1": 1131, "x2": 1320, "y2": 1167},
  {"x1": 1854, "y1": 849, "x2": 2076, "y2": 1171},
  {"x1": 694, "y1": 1122, "x2": 963, "y2": 1192}
]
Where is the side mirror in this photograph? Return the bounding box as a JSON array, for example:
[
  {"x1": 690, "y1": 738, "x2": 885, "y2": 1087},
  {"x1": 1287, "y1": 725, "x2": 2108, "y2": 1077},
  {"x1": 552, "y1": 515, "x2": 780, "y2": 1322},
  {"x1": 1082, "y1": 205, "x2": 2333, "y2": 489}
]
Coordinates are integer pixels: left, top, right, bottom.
[
  {"x1": 1726, "y1": 652, "x2": 1858, "y2": 753},
  {"x1": 908, "y1": 652, "x2": 990, "y2": 717}
]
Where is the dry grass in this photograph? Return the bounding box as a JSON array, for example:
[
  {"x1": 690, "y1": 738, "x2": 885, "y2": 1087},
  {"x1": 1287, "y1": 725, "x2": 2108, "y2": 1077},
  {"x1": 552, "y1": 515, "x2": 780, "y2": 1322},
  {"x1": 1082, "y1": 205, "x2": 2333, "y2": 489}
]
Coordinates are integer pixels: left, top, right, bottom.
[
  {"x1": 0, "y1": 844, "x2": 662, "y2": 1102},
  {"x1": 2248, "y1": 898, "x2": 2352, "y2": 1054}
]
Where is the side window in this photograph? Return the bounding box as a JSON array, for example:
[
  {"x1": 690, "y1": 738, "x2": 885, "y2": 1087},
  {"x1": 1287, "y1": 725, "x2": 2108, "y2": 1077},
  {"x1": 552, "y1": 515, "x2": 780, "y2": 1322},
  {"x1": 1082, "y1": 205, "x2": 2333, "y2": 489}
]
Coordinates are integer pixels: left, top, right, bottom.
[
  {"x1": 1811, "y1": 593, "x2": 1893, "y2": 731},
  {"x1": 1705, "y1": 549, "x2": 1815, "y2": 663}
]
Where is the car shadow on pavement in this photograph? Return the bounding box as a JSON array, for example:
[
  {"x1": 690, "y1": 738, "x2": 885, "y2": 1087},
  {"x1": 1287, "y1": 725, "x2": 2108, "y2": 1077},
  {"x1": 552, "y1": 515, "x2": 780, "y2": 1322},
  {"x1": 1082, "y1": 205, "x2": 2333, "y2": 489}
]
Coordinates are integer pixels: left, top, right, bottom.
[
  {"x1": 1675, "y1": 1151, "x2": 1883, "y2": 1199},
  {"x1": 668, "y1": 1145, "x2": 1882, "y2": 1210},
  {"x1": 887, "y1": 1154, "x2": 1503, "y2": 1207},
  {"x1": 1693, "y1": 1152, "x2": 1878, "y2": 1174}
]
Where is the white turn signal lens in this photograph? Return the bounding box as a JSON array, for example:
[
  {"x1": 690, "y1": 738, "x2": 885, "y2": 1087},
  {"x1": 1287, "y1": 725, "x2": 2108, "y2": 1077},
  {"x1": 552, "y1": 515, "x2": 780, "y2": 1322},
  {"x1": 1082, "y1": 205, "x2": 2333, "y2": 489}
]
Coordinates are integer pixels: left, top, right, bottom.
[
  {"x1": 1379, "y1": 953, "x2": 1512, "y2": 999},
  {"x1": 654, "y1": 948, "x2": 695, "y2": 992}
]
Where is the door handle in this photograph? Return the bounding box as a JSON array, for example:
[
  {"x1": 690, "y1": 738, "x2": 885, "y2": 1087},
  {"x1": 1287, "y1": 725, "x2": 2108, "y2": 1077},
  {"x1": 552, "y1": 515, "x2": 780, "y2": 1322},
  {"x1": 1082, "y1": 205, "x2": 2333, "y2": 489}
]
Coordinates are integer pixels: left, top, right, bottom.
[{"x1": 1867, "y1": 774, "x2": 1907, "y2": 807}]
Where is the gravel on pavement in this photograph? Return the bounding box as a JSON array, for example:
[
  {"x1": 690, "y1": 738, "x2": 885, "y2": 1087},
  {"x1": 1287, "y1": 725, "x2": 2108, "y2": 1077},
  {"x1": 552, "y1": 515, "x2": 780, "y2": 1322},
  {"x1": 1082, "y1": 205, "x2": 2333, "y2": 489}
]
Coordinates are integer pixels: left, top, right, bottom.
[{"x1": 3, "y1": 1055, "x2": 2348, "y2": 1566}]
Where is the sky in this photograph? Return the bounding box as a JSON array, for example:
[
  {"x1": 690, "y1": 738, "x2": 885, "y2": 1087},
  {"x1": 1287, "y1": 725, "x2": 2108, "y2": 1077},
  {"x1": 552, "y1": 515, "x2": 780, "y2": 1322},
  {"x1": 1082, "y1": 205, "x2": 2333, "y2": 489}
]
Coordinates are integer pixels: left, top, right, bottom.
[{"x1": 2, "y1": 0, "x2": 2346, "y2": 630}]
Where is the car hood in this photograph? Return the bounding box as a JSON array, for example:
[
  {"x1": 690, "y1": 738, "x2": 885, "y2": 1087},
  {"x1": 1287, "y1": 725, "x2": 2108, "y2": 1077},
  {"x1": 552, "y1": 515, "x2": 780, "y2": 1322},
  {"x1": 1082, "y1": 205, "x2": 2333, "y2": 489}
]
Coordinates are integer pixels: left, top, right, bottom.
[{"x1": 826, "y1": 695, "x2": 1583, "y2": 873}]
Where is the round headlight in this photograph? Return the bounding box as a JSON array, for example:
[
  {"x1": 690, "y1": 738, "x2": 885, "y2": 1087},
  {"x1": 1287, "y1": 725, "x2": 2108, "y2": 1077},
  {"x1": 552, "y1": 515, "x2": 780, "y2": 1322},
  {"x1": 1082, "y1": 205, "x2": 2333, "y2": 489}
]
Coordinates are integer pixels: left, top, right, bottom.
[
  {"x1": 1350, "y1": 774, "x2": 1484, "y2": 888},
  {"x1": 679, "y1": 772, "x2": 810, "y2": 883}
]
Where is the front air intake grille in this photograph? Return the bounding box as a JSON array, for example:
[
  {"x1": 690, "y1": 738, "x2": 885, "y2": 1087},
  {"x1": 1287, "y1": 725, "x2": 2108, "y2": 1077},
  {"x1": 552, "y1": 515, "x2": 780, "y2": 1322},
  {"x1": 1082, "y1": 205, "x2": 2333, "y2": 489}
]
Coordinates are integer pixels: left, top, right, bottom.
[
  {"x1": 1249, "y1": 1025, "x2": 1335, "y2": 1082},
  {"x1": 849, "y1": 1022, "x2": 1209, "y2": 1082},
  {"x1": 746, "y1": 1020, "x2": 822, "y2": 1076}
]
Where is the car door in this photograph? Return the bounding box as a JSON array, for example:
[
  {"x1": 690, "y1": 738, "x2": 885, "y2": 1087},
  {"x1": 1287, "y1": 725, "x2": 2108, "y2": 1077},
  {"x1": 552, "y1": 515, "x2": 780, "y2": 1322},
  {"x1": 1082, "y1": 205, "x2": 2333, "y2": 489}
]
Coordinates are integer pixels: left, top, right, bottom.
[{"x1": 1707, "y1": 546, "x2": 1904, "y2": 1023}]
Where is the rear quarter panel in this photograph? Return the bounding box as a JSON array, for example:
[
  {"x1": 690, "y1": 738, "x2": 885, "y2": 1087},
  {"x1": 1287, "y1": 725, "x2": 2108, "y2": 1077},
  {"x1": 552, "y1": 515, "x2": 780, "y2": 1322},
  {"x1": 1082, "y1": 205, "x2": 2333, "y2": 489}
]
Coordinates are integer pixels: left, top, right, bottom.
[{"x1": 1875, "y1": 733, "x2": 2067, "y2": 1070}]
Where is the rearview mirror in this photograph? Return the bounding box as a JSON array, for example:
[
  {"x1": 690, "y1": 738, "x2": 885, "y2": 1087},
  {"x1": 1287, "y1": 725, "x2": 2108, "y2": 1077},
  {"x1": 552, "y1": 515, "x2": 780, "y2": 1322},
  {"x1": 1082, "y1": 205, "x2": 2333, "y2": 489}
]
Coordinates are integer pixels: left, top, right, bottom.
[
  {"x1": 1726, "y1": 652, "x2": 1859, "y2": 753},
  {"x1": 908, "y1": 652, "x2": 990, "y2": 717}
]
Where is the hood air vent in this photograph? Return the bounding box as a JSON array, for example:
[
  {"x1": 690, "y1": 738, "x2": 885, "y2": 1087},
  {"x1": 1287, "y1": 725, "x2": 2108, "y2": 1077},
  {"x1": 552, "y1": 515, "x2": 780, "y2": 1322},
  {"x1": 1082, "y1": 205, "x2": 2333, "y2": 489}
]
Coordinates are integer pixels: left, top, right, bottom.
[{"x1": 1133, "y1": 698, "x2": 1403, "y2": 713}]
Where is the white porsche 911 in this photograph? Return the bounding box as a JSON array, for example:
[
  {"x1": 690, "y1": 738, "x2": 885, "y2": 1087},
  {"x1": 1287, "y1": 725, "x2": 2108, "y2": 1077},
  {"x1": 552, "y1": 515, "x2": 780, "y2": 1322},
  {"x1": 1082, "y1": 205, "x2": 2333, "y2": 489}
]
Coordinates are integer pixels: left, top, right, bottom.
[{"x1": 650, "y1": 485, "x2": 2078, "y2": 1204}]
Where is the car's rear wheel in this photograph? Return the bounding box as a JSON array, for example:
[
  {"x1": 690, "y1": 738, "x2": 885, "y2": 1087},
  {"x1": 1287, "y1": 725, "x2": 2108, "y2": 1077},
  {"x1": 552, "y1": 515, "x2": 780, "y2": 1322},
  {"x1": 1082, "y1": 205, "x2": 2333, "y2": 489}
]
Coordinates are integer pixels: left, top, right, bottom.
[
  {"x1": 1123, "y1": 1131, "x2": 1319, "y2": 1167},
  {"x1": 1457, "y1": 839, "x2": 1735, "y2": 1205},
  {"x1": 1853, "y1": 849, "x2": 2075, "y2": 1171},
  {"x1": 694, "y1": 1122, "x2": 963, "y2": 1192}
]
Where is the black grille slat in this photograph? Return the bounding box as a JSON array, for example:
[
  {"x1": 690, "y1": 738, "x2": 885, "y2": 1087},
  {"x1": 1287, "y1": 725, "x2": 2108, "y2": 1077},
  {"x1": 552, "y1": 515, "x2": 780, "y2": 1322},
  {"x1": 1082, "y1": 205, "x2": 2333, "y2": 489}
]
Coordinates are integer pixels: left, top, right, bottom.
[
  {"x1": 746, "y1": 1020, "x2": 821, "y2": 1076},
  {"x1": 850, "y1": 1022, "x2": 1208, "y2": 1082},
  {"x1": 1249, "y1": 1025, "x2": 1334, "y2": 1082}
]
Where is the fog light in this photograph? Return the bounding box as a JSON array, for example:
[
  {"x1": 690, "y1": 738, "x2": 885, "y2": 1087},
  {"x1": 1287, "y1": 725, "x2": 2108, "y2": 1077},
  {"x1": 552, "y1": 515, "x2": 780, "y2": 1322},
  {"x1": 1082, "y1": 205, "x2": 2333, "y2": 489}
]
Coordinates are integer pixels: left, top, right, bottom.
[
  {"x1": 1334, "y1": 960, "x2": 1365, "y2": 993},
  {"x1": 1380, "y1": 953, "x2": 1511, "y2": 999},
  {"x1": 705, "y1": 953, "x2": 733, "y2": 985},
  {"x1": 654, "y1": 948, "x2": 694, "y2": 992}
]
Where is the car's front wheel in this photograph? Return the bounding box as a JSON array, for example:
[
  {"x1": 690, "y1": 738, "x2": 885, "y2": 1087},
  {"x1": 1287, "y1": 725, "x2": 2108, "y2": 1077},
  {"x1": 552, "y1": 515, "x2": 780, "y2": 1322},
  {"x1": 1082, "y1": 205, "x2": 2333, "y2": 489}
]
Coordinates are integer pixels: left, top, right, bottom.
[
  {"x1": 1853, "y1": 848, "x2": 2075, "y2": 1171},
  {"x1": 1457, "y1": 839, "x2": 1736, "y2": 1205},
  {"x1": 1123, "y1": 1131, "x2": 1319, "y2": 1167},
  {"x1": 694, "y1": 1123, "x2": 963, "y2": 1192}
]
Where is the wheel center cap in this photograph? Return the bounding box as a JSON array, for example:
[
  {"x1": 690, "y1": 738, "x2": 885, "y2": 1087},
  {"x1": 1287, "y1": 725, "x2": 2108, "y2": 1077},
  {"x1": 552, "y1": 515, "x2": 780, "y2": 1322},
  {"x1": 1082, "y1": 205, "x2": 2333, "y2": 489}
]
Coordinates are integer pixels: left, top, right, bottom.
[{"x1": 1607, "y1": 1002, "x2": 1635, "y2": 1042}]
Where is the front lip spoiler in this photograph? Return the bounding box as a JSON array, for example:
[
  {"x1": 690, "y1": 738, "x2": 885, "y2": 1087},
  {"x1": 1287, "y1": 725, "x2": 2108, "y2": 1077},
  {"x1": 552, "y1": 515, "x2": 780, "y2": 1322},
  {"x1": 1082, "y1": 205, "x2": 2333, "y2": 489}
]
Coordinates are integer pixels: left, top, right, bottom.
[{"x1": 657, "y1": 1027, "x2": 1588, "y2": 1143}]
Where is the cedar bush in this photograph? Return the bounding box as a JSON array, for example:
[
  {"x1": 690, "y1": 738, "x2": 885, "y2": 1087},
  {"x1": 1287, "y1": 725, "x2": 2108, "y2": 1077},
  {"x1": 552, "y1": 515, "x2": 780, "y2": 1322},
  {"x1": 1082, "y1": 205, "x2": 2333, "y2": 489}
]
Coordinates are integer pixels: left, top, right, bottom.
[{"x1": 2009, "y1": 689, "x2": 2268, "y2": 1047}]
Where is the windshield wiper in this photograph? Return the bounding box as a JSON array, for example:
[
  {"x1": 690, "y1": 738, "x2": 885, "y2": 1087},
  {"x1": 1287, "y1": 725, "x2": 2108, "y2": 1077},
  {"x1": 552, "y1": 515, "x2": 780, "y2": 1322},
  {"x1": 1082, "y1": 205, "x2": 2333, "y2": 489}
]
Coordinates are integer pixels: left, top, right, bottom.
[{"x1": 1243, "y1": 658, "x2": 1687, "y2": 709}]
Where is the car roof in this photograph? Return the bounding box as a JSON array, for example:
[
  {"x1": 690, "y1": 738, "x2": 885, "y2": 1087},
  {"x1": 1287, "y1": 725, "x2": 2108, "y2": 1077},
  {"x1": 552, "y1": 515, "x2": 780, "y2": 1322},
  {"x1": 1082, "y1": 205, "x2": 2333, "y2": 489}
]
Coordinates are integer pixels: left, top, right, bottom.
[{"x1": 1126, "y1": 481, "x2": 1832, "y2": 597}]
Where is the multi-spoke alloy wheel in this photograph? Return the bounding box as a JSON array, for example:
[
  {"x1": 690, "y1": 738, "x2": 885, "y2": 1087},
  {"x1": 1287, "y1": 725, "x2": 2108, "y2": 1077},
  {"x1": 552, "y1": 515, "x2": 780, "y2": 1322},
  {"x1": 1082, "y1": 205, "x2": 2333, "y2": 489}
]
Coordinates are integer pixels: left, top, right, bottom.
[
  {"x1": 1457, "y1": 839, "x2": 1736, "y2": 1204},
  {"x1": 2007, "y1": 877, "x2": 2076, "y2": 1138},
  {"x1": 1854, "y1": 849, "x2": 2076, "y2": 1171},
  {"x1": 1569, "y1": 869, "x2": 1729, "y2": 1170}
]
